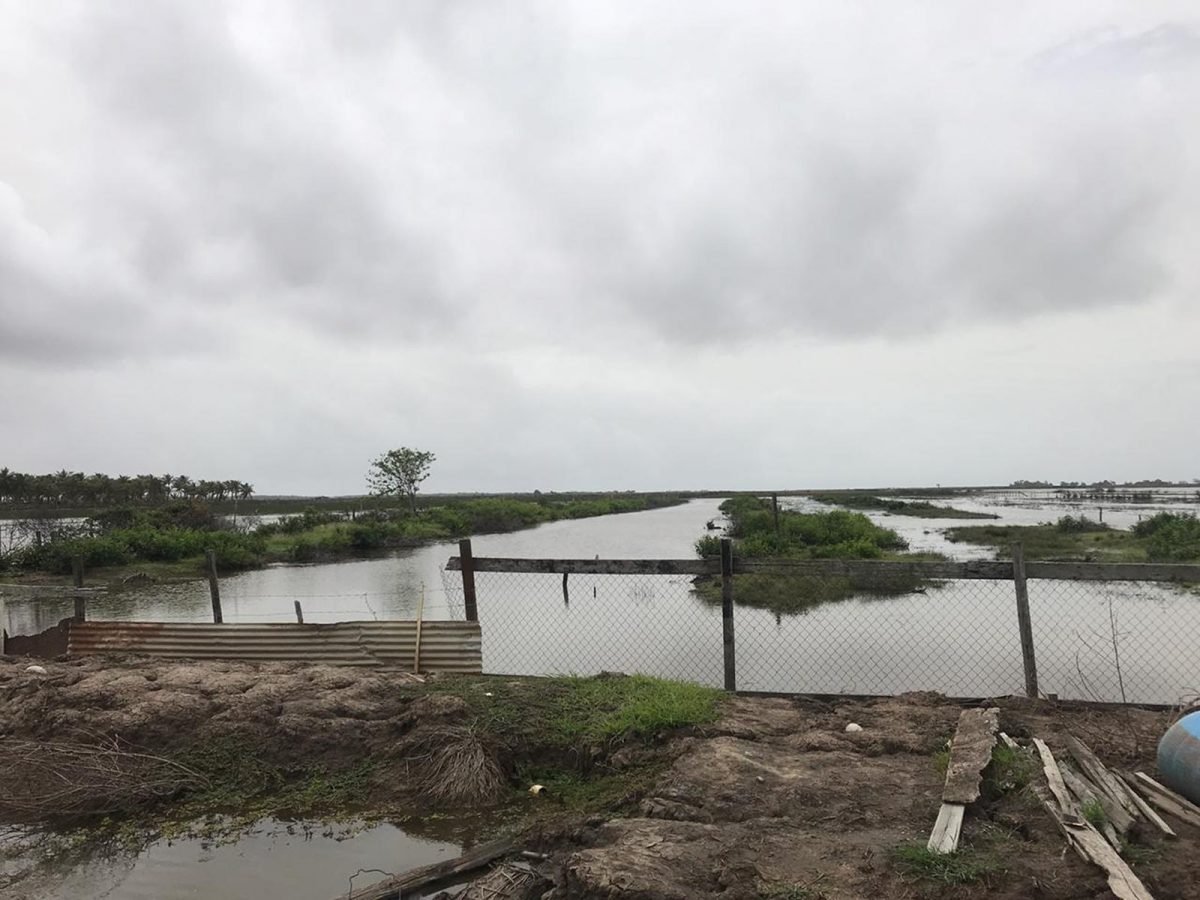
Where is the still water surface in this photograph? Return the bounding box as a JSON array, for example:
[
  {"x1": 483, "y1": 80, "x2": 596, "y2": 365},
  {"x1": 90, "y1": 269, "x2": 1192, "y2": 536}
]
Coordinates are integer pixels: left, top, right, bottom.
[{"x1": 9, "y1": 819, "x2": 457, "y2": 900}]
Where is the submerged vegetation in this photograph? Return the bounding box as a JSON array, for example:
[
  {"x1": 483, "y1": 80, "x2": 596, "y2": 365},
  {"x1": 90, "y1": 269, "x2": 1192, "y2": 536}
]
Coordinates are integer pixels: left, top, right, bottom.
[
  {"x1": 0, "y1": 493, "x2": 686, "y2": 579},
  {"x1": 693, "y1": 495, "x2": 942, "y2": 614},
  {"x1": 807, "y1": 491, "x2": 998, "y2": 519},
  {"x1": 946, "y1": 512, "x2": 1200, "y2": 563}
]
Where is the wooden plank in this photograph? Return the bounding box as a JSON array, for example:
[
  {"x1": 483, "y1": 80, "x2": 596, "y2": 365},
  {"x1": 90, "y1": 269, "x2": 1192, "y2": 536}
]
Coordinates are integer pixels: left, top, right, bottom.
[
  {"x1": 1064, "y1": 736, "x2": 1139, "y2": 823},
  {"x1": 1132, "y1": 772, "x2": 1200, "y2": 827},
  {"x1": 1061, "y1": 761, "x2": 1123, "y2": 847},
  {"x1": 1011, "y1": 544, "x2": 1039, "y2": 698},
  {"x1": 445, "y1": 557, "x2": 714, "y2": 576},
  {"x1": 927, "y1": 803, "x2": 965, "y2": 853},
  {"x1": 1117, "y1": 773, "x2": 1177, "y2": 837},
  {"x1": 998, "y1": 732, "x2": 1019, "y2": 750},
  {"x1": 1026, "y1": 562, "x2": 1200, "y2": 583},
  {"x1": 1033, "y1": 738, "x2": 1079, "y2": 817},
  {"x1": 943, "y1": 708, "x2": 1000, "y2": 803},
  {"x1": 1032, "y1": 783, "x2": 1155, "y2": 900},
  {"x1": 458, "y1": 539, "x2": 479, "y2": 622},
  {"x1": 205, "y1": 549, "x2": 222, "y2": 624},
  {"x1": 344, "y1": 836, "x2": 517, "y2": 900}
]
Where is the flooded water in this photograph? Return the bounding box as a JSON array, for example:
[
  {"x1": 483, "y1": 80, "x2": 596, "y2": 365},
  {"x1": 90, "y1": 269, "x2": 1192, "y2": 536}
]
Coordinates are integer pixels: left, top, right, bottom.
[
  {"x1": 5, "y1": 819, "x2": 458, "y2": 900},
  {"x1": 1, "y1": 499, "x2": 725, "y2": 635},
  {"x1": 4, "y1": 493, "x2": 1199, "y2": 703}
]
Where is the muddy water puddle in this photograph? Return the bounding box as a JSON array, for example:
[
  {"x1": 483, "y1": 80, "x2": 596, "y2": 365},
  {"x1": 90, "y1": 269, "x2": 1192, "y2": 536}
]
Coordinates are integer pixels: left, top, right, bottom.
[{"x1": 3, "y1": 818, "x2": 458, "y2": 900}]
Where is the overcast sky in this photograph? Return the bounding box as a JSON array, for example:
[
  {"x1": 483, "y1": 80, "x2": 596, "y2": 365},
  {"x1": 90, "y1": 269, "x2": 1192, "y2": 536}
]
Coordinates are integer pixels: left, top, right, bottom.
[{"x1": 2, "y1": 2, "x2": 1198, "y2": 495}]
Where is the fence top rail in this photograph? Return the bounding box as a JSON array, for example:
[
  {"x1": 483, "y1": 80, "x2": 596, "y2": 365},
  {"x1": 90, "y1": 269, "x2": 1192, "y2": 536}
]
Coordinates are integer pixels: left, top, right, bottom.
[
  {"x1": 446, "y1": 557, "x2": 715, "y2": 575},
  {"x1": 446, "y1": 556, "x2": 1200, "y2": 583}
]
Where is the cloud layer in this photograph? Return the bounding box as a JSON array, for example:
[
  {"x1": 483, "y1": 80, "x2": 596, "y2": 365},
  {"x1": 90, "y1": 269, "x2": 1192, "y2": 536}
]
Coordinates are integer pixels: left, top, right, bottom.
[{"x1": 2, "y1": 2, "x2": 1197, "y2": 490}]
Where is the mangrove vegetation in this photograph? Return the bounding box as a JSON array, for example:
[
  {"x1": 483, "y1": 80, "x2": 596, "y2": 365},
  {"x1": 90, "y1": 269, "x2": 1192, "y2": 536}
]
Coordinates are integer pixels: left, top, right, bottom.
[
  {"x1": 693, "y1": 495, "x2": 943, "y2": 614},
  {"x1": 0, "y1": 493, "x2": 686, "y2": 581}
]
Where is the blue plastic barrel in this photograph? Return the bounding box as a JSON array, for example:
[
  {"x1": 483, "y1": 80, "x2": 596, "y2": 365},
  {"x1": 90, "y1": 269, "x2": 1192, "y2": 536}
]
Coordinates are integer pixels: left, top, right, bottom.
[{"x1": 1158, "y1": 710, "x2": 1200, "y2": 805}]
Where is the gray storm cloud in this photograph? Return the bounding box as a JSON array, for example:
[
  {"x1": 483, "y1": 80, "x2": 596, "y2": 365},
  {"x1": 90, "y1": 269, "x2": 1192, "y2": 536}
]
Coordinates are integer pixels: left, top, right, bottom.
[
  {"x1": 4, "y1": 2, "x2": 1195, "y2": 360},
  {"x1": 1, "y1": 1, "x2": 1197, "y2": 491}
]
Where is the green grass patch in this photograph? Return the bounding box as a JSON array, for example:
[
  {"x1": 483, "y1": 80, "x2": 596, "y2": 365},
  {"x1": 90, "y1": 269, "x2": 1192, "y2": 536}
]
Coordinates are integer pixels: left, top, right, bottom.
[
  {"x1": 1082, "y1": 798, "x2": 1108, "y2": 830},
  {"x1": 170, "y1": 736, "x2": 376, "y2": 820},
  {"x1": 808, "y1": 491, "x2": 998, "y2": 519},
  {"x1": 982, "y1": 744, "x2": 1037, "y2": 799},
  {"x1": 440, "y1": 675, "x2": 723, "y2": 752},
  {"x1": 891, "y1": 843, "x2": 1002, "y2": 885},
  {"x1": 944, "y1": 518, "x2": 1161, "y2": 562},
  {"x1": 932, "y1": 747, "x2": 950, "y2": 777}
]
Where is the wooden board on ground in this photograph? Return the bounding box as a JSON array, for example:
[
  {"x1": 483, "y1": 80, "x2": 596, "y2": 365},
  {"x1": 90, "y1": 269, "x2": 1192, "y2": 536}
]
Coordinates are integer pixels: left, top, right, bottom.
[
  {"x1": 1117, "y1": 773, "x2": 1177, "y2": 837},
  {"x1": 1131, "y1": 772, "x2": 1200, "y2": 829},
  {"x1": 1032, "y1": 782, "x2": 1155, "y2": 900},
  {"x1": 1065, "y1": 735, "x2": 1139, "y2": 820},
  {"x1": 942, "y1": 707, "x2": 999, "y2": 804},
  {"x1": 1033, "y1": 738, "x2": 1079, "y2": 818},
  {"x1": 926, "y1": 707, "x2": 999, "y2": 854},
  {"x1": 927, "y1": 803, "x2": 965, "y2": 854},
  {"x1": 1060, "y1": 761, "x2": 1123, "y2": 848},
  {"x1": 345, "y1": 837, "x2": 518, "y2": 900}
]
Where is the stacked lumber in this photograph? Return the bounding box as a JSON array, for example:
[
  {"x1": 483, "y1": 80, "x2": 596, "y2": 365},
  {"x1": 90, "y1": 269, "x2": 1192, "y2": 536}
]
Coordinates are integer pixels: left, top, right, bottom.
[{"x1": 1017, "y1": 729, "x2": 1200, "y2": 900}]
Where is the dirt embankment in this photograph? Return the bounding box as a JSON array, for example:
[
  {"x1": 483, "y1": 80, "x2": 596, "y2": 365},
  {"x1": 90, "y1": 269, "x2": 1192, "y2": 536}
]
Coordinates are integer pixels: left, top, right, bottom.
[
  {"x1": 2, "y1": 657, "x2": 1198, "y2": 900},
  {"x1": 543, "y1": 694, "x2": 1198, "y2": 899}
]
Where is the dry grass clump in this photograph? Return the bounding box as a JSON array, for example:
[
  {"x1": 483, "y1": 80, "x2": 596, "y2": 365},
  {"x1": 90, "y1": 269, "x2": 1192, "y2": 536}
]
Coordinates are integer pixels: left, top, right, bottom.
[
  {"x1": 0, "y1": 737, "x2": 208, "y2": 821},
  {"x1": 399, "y1": 724, "x2": 506, "y2": 806}
]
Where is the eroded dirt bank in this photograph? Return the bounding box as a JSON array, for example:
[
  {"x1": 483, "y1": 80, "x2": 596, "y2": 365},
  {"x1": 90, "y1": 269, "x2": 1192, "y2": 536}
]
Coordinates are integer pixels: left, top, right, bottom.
[{"x1": 2, "y1": 656, "x2": 1197, "y2": 900}]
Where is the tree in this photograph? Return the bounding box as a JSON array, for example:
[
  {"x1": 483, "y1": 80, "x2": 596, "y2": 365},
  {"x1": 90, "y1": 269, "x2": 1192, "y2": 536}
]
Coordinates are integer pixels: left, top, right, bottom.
[{"x1": 367, "y1": 448, "x2": 436, "y2": 514}]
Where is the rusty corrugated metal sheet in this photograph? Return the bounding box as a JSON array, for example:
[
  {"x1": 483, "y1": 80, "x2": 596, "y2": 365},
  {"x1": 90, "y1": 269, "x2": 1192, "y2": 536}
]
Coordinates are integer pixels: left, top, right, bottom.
[{"x1": 67, "y1": 620, "x2": 482, "y2": 672}]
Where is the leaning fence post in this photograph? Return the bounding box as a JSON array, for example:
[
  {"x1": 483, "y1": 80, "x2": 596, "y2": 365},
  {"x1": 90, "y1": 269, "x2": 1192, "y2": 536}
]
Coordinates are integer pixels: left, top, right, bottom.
[
  {"x1": 459, "y1": 539, "x2": 479, "y2": 622},
  {"x1": 1011, "y1": 542, "x2": 1039, "y2": 698},
  {"x1": 205, "y1": 549, "x2": 223, "y2": 624},
  {"x1": 294, "y1": 600, "x2": 304, "y2": 624},
  {"x1": 720, "y1": 537, "x2": 736, "y2": 692},
  {"x1": 71, "y1": 555, "x2": 86, "y2": 621}
]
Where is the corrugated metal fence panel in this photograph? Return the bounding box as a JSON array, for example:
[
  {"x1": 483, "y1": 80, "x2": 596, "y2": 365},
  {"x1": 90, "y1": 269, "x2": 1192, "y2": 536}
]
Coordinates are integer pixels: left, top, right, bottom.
[{"x1": 68, "y1": 620, "x2": 482, "y2": 672}]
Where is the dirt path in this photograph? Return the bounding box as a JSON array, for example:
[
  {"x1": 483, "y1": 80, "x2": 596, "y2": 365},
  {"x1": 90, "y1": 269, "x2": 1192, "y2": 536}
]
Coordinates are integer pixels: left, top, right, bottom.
[{"x1": 2, "y1": 657, "x2": 1197, "y2": 899}]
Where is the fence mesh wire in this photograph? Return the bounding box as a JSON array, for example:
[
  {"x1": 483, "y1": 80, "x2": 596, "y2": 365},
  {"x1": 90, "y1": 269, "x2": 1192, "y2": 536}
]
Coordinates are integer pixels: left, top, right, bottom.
[{"x1": 443, "y1": 566, "x2": 1200, "y2": 705}]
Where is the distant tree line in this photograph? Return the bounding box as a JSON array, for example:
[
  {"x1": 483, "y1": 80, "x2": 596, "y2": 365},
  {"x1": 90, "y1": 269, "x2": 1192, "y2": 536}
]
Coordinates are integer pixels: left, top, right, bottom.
[
  {"x1": 0, "y1": 469, "x2": 254, "y2": 507},
  {"x1": 1011, "y1": 478, "x2": 1200, "y2": 489}
]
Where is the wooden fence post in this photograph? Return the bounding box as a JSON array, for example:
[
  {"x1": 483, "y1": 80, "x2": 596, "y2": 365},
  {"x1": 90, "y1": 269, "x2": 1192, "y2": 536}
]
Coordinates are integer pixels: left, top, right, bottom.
[
  {"x1": 294, "y1": 600, "x2": 304, "y2": 624},
  {"x1": 1011, "y1": 542, "x2": 1039, "y2": 698},
  {"x1": 720, "y1": 537, "x2": 736, "y2": 692},
  {"x1": 205, "y1": 549, "x2": 223, "y2": 624},
  {"x1": 772, "y1": 494, "x2": 780, "y2": 536},
  {"x1": 71, "y1": 555, "x2": 86, "y2": 621},
  {"x1": 562, "y1": 572, "x2": 570, "y2": 606},
  {"x1": 459, "y1": 539, "x2": 479, "y2": 622}
]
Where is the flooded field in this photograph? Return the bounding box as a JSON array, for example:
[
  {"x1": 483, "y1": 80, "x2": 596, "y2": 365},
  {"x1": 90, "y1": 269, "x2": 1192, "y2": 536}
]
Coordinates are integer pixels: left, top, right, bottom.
[{"x1": 4, "y1": 491, "x2": 1198, "y2": 704}]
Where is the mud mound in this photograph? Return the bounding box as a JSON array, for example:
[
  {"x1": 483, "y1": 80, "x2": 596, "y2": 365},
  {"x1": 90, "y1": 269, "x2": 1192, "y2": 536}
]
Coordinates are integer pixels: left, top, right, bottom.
[{"x1": 0, "y1": 656, "x2": 436, "y2": 762}]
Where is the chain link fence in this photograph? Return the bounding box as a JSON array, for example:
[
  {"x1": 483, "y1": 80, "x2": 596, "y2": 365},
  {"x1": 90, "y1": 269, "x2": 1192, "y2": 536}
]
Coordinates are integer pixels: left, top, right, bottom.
[{"x1": 442, "y1": 560, "x2": 1200, "y2": 706}]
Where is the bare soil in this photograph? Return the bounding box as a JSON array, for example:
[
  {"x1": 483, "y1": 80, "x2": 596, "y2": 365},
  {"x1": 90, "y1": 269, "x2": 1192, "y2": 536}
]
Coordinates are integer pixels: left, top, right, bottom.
[{"x1": 2, "y1": 657, "x2": 1197, "y2": 900}]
